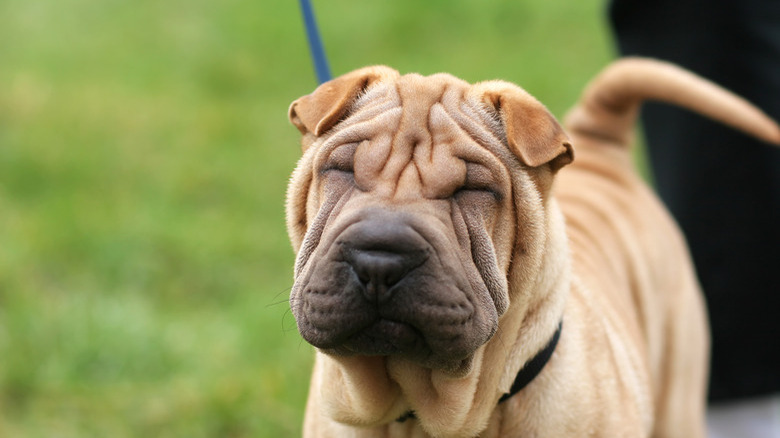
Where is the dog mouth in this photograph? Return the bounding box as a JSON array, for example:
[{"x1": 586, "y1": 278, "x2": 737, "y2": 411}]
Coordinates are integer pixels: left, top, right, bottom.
[
  {"x1": 299, "y1": 279, "x2": 485, "y2": 370},
  {"x1": 339, "y1": 319, "x2": 425, "y2": 356},
  {"x1": 325, "y1": 318, "x2": 475, "y2": 372},
  {"x1": 294, "y1": 266, "x2": 488, "y2": 368}
]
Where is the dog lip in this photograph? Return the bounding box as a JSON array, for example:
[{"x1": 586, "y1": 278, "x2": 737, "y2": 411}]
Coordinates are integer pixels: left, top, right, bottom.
[
  {"x1": 341, "y1": 319, "x2": 423, "y2": 356},
  {"x1": 335, "y1": 317, "x2": 478, "y2": 368}
]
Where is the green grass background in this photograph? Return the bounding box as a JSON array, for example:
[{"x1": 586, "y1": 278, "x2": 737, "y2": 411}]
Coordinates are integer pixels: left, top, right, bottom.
[{"x1": 0, "y1": 1, "x2": 617, "y2": 436}]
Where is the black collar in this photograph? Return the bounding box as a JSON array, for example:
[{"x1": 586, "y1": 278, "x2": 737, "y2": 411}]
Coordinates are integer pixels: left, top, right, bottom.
[
  {"x1": 497, "y1": 320, "x2": 562, "y2": 403},
  {"x1": 396, "y1": 320, "x2": 563, "y2": 423}
]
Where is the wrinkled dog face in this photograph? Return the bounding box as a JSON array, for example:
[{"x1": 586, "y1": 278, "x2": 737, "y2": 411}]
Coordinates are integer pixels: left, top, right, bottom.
[{"x1": 286, "y1": 67, "x2": 572, "y2": 373}]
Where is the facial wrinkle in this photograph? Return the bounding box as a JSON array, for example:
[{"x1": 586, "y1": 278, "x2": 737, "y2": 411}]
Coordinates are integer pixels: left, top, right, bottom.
[
  {"x1": 381, "y1": 76, "x2": 447, "y2": 198},
  {"x1": 419, "y1": 103, "x2": 469, "y2": 199}
]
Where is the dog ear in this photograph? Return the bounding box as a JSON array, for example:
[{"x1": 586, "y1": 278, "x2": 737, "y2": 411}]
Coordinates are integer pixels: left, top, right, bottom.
[
  {"x1": 473, "y1": 82, "x2": 574, "y2": 172},
  {"x1": 288, "y1": 66, "x2": 399, "y2": 141}
]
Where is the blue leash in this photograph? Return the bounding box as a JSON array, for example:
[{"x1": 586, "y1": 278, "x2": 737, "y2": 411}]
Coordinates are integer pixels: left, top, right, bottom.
[{"x1": 298, "y1": 0, "x2": 332, "y2": 84}]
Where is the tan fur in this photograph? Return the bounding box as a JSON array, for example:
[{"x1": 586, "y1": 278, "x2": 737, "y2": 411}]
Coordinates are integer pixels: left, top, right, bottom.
[{"x1": 285, "y1": 58, "x2": 780, "y2": 437}]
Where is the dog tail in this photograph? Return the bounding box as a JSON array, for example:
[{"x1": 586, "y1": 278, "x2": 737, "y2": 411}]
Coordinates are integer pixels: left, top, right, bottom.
[{"x1": 564, "y1": 57, "x2": 780, "y2": 146}]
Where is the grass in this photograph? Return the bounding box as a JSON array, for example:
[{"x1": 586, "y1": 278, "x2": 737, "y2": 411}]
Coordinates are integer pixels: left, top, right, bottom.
[{"x1": 0, "y1": 1, "x2": 615, "y2": 436}]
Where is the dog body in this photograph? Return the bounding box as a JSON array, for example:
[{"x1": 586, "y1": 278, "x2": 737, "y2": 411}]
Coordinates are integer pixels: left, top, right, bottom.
[{"x1": 285, "y1": 59, "x2": 780, "y2": 437}]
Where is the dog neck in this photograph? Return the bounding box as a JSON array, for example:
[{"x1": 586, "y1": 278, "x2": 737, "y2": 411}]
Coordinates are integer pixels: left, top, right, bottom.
[
  {"x1": 396, "y1": 319, "x2": 563, "y2": 423},
  {"x1": 498, "y1": 319, "x2": 563, "y2": 403}
]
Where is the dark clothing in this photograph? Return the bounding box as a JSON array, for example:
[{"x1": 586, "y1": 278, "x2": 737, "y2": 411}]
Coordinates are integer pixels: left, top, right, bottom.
[{"x1": 609, "y1": 0, "x2": 780, "y2": 402}]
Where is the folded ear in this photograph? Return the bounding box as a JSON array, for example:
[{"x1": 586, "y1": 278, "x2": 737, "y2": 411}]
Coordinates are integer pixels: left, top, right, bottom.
[
  {"x1": 288, "y1": 66, "x2": 399, "y2": 140},
  {"x1": 472, "y1": 81, "x2": 574, "y2": 172}
]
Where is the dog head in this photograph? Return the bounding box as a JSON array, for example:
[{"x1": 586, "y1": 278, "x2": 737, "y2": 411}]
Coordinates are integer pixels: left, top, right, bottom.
[{"x1": 286, "y1": 66, "x2": 573, "y2": 375}]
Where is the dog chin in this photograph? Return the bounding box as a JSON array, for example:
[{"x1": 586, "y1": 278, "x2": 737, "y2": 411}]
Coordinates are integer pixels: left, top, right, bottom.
[{"x1": 320, "y1": 319, "x2": 480, "y2": 376}]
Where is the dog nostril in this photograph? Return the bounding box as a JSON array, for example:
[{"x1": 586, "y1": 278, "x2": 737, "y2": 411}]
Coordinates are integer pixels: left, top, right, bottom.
[{"x1": 350, "y1": 250, "x2": 410, "y2": 289}]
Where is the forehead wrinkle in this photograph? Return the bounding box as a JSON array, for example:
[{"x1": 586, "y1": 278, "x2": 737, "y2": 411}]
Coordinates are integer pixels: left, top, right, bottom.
[
  {"x1": 350, "y1": 82, "x2": 401, "y2": 116},
  {"x1": 320, "y1": 106, "x2": 402, "y2": 149},
  {"x1": 453, "y1": 100, "x2": 506, "y2": 154},
  {"x1": 341, "y1": 74, "x2": 522, "y2": 201},
  {"x1": 426, "y1": 97, "x2": 504, "y2": 175},
  {"x1": 376, "y1": 75, "x2": 447, "y2": 189},
  {"x1": 396, "y1": 79, "x2": 479, "y2": 199},
  {"x1": 413, "y1": 102, "x2": 470, "y2": 198},
  {"x1": 394, "y1": 74, "x2": 446, "y2": 148},
  {"x1": 443, "y1": 95, "x2": 524, "y2": 242}
]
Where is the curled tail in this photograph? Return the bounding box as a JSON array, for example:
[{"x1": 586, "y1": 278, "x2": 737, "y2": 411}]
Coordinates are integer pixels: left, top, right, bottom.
[{"x1": 564, "y1": 57, "x2": 780, "y2": 146}]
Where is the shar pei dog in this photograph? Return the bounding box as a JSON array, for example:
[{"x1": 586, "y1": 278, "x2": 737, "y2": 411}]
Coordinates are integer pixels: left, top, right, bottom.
[{"x1": 284, "y1": 58, "x2": 780, "y2": 437}]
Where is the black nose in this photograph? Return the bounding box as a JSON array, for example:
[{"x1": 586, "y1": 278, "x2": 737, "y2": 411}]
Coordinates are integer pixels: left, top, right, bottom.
[
  {"x1": 340, "y1": 216, "x2": 428, "y2": 303},
  {"x1": 349, "y1": 249, "x2": 411, "y2": 291}
]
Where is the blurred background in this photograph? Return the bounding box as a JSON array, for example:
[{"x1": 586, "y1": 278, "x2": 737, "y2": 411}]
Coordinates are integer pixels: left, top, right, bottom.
[{"x1": 0, "y1": 1, "x2": 616, "y2": 436}]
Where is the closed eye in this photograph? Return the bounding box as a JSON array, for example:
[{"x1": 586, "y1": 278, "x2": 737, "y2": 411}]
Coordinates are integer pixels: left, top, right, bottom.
[
  {"x1": 457, "y1": 162, "x2": 503, "y2": 201},
  {"x1": 321, "y1": 142, "x2": 358, "y2": 174}
]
